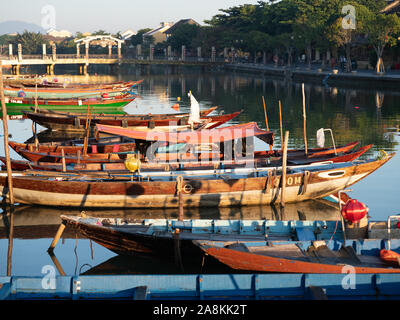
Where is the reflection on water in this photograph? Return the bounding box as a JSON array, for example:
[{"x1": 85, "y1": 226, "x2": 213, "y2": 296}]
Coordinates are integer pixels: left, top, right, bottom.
[{"x1": 1, "y1": 66, "x2": 400, "y2": 276}]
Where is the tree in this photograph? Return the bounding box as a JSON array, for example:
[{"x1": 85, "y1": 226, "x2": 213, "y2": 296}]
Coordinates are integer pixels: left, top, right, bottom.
[
  {"x1": 14, "y1": 31, "x2": 48, "y2": 54},
  {"x1": 166, "y1": 24, "x2": 201, "y2": 51},
  {"x1": 130, "y1": 29, "x2": 152, "y2": 46},
  {"x1": 362, "y1": 12, "x2": 400, "y2": 72}
]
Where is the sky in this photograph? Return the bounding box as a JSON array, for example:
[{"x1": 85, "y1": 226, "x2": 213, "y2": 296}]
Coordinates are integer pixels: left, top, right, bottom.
[{"x1": 0, "y1": 0, "x2": 261, "y2": 34}]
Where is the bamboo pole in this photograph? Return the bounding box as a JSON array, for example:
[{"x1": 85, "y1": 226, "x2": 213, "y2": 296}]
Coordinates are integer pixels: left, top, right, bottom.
[
  {"x1": 177, "y1": 175, "x2": 184, "y2": 223},
  {"x1": 7, "y1": 206, "x2": 14, "y2": 276},
  {"x1": 34, "y1": 77, "x2": 39, "y2": 149},
  {"x1": 61, "y1": 149, "x2": 66, "y2": 172},
  {"x1": 262, "y1": 96, "x2": 269, "y2": 131},
  {"x1": 302, "y1": 83, "x2": 308, "y2": 155},
  {"x1": 281, "y1": 131, "x2": 289, "y2": 207},
  {"x1": 278, "y1": 100, "x2": 283, "y2": 151},
  {"x1": 0, "y1": 61, "x2": 14, "y2": 205},
  {"x1": 262, "y1": 96, "x2": 272, "y2": 151}
]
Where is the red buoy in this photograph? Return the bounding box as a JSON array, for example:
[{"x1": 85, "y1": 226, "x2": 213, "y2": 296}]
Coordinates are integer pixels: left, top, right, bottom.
[{"x1": 341, "y1": 199, "x2": 368, "y2": 223}]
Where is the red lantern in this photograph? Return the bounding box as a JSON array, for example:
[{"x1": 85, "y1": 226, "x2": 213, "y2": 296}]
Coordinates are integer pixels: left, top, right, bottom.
[{"x1": 341, "y1": 199, "x2": 368, "y2": 223}]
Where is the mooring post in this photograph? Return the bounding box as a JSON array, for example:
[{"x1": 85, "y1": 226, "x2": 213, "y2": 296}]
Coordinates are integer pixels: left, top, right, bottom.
[
  {"x1": 0, "y1": 61, "x2": 15, "y2": 205},
  {"x1": 61, "y1": 149, "x2": 66, "y2": 172},
  {"x1": 281, "y1": 131, "x2": 289, "y2": 207}
]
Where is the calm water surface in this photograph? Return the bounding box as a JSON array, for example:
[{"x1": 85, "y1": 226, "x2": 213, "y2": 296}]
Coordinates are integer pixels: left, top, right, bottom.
[{"x1": 0, "y1": 66, "x2": 399, "y2": 276}]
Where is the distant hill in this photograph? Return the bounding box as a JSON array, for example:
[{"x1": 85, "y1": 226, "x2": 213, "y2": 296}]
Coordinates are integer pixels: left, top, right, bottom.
[{"x1": 0, "y1": 21, "x2": 45, "y2": 35}]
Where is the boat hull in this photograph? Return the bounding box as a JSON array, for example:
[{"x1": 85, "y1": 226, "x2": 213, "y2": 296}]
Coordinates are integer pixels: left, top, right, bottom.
[{"x1": 0, "y1": 154, "x2": 393, "y2": 208}]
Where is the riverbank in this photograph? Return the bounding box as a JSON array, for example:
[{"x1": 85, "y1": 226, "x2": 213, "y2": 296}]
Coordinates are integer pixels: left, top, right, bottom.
[{"x1": 224, "y1": 63, "x2": 400, "y2": 89}]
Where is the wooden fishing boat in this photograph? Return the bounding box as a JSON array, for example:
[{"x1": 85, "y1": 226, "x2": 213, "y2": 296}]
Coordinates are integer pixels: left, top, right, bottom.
[
  {"x1": 4, "y1": 80, "x2": 142, "y2": 99},
  {"x1": 8, "y1": 80, "x2": 137, "y2": 90},
  {"x1": 33, "y1": 105, "x2": 217, "y2": 117},
  {"x1": 6, "y1": 144, "x2": 372, "y2": 168},
  {"x1": 23, "y1": 108, "x2": 237, "y2": 132},
  {"x1": 22, "y1": 106, "x2": 220, "y2": 131},
  {"x1": 193, "y1": 238, "x2": 400, "y2": 274},
  {"x1": 9, "y1": 136, "x2": 138, "y2": 155},
  {"x1": 4, "y1": 94, "x2": 136, "y2": 112},
  {"x1": 58, "y1": 215, "x2": 347, "y2": 257},
  {"x1": 0, "y1": 154, "x2": 394, "y2": 208}
]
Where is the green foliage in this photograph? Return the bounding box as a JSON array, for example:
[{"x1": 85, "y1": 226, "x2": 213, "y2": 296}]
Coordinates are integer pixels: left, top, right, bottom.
[
  {"x1": 14, "y1": 31, "x2": 48, "y2": 54},
  {"x1": 166, "y1": 24, "x2": 201, "y2": 50},
  {"x1": 130, "y1": 29, "x2": 152, "y2": 46}
]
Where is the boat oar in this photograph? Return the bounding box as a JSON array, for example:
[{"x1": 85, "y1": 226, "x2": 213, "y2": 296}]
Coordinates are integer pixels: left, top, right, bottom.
[{"x1": 47, "y1": 221, "x2": 67, "y2": 253}]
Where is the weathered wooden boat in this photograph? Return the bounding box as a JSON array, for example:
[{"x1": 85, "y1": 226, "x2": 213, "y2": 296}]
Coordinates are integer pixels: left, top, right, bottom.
[
  {"x1": 5, "y1": 144, "x2": 372, "y2": 169},
  {"x1": 4, "y1": 94, "x2": 136, "y2": 112},
  {"x1": 193, "y1": 238, "x2": 400, "y2": 274},
  {"x1": 7, "y1": 79, "x2": 137, "y2": 89},
  {"x1": 33, "y1": 105, "x2": 217, "y2": 116},
  {"x1": 0, "y1": 153, "x2": 394, "y2": 208},
  {"x1": 22, "y1": 106, "x2": 221, "y2": 131},
  {"x1": 57, "y1": 215, "x2": 347, "y2": 258},
  {"x1": 53, "y1": 201, "x2": 400, "y2": 256},
  {"x1": 2, "y1": 273, "x2": 400, "y2": 300},
  {"x1": 9, "y1": 137, "x2": 360, "y2": 160},
  {"x1": 3, "y1": 80, "x2": 142, "y2": 99},
  {"x1": 9, "y1": 136, "x2": 138, "y2": 155}
]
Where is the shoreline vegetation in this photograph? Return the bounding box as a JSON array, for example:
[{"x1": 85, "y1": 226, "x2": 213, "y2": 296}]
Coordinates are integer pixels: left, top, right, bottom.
[{"x1": 1, "y1": 1, "x2": 399, "y2": 75}]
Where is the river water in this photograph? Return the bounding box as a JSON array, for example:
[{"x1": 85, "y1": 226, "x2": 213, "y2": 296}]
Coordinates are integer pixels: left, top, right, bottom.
[{"x1": 0, "y1": 66, "x2": 399, "y2": 276}]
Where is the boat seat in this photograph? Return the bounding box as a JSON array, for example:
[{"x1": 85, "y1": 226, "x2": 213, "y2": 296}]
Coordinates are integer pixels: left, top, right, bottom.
[
  {"x1": 296, "y1": 227, "x2": 316, "y2": 241},
  {"x1": 224, "y1": 242, "x2": 250, "y2": 252},
  {"x1": 248, "y1": 244, "x2": 309, "y2": 260}
]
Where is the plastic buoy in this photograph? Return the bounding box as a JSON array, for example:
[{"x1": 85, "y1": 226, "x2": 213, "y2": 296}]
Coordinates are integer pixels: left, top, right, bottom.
[
  {"x1": 341, "y1": 199, "x2": 368, "y2": 223},
  {"x1": 124, "y1": 156, "x2": 141, "y2": 173}
]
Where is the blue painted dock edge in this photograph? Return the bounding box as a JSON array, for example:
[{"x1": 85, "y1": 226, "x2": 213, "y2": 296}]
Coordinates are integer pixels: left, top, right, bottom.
[{"x1": 0, "y1": 273, "x2": 399, "y2": 300}]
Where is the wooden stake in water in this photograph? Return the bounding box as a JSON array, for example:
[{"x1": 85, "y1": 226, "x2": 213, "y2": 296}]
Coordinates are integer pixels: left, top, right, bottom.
[
  {"x1": 0, "y1": 61, "x2": 14, "y2": 205},
  {"x1": 281, "y1": 131, "x2": 289, "y2": 207},
  {"x1": 302, "y1": 83, "x2": 308, "y2": 155}
]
